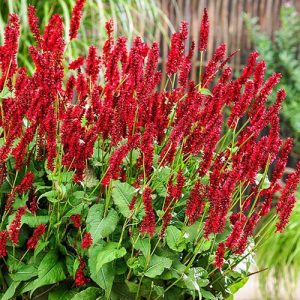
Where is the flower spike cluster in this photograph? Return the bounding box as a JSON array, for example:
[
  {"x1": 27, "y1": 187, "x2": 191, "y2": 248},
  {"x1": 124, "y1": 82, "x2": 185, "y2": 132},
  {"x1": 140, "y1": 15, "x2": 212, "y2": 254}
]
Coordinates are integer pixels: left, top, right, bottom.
[{"x1": 0, "y1": 4, "x2": 299, "y2": 285}]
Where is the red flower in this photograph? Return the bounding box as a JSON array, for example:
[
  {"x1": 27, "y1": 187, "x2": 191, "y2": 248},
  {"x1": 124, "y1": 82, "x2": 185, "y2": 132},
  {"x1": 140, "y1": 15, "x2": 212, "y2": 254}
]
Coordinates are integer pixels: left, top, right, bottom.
[
  {"x1": 75, "y1": 258, "x2": 90, "y2": 286},
  {"x1": 71, "y1": 214, "x2": 81, "y2": 229},
  {"x1": 276, "y1": 162, "x2": 300, "y2": 232},
  {"x1": 28, "y1": 6, "x2": 41, "y2": 46},
  {"x1": 179, "y1": 41, "x2": 195, "y2": 87},
  {"x1": 225, "y1": 213, "x2": 246, "y2": 250},
  {"x1": 5, "y1": 190, "x2": 16, "y2": 212},
  {"x1": 214, "y1": 242, "x2": 225, "y2": 269},
  {"x1": 69, "y1": 0, "x2": 86, "y2": 40},
  {"x1": 86, "y1": 45, "x2": 101, "y2": 84},
  {"x1": 185, "y1": 180, "x2": 205, "y2": 225},
  {"x1": 166, "y1": 22, "x2": 188, "y2": 75},
  {"x1": 27, "y1": 224, "x2": 46, "y2": 250},
  {"x1": 0, "y1": 230, "x2": 8, "y2": 257},
  {"x1": 199, "y1": 8, "x2": 209, "y2": 51},
  {"x1": 28, "y1": 189, "x2": 38, "y2": 214},
  {"x1": 16, "y1": 172, "x2": 34, "y2": 194},
  {"x1": 129, "y1": 196, "x2": 137, "y2": 211},
  {"x1": 69, "y1": 56, "x2": 85, "y2": 70},
  {"x1": 81, "y1": 232, "x2": 93, "y2": 249},
  {"x1": 1, "y1": 13, "x2": 20, "y2": 85},
  {"x1": 237, "y1": 52, "x2": 259, "y2": 84},
  {"x1": 9, "y1": 206, "x2": 27, "y2": 245},
  {"x1": 140, "y1": 187, "x2": 156, "y2": 237}
]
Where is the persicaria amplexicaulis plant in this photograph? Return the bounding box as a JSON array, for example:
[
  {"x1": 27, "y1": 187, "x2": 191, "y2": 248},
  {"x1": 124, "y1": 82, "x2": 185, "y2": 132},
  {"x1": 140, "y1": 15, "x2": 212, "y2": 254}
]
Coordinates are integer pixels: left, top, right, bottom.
[{"x1": 0, "y1": 1, "x2": 299, "y2": 299}]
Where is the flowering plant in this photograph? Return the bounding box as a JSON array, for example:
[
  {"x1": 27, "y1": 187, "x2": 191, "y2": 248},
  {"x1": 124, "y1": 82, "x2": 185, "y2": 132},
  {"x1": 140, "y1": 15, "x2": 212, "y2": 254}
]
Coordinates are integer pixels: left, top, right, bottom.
[{"x1": 0, "y1": 1, "x2": 299, "y2": 299}]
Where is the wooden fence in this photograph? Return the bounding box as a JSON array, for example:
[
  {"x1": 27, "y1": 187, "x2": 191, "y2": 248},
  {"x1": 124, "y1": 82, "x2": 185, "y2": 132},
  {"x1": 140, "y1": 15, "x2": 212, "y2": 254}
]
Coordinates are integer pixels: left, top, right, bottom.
[{"x1": 157, "y1": 0, "x2": 299, "y2": 83}]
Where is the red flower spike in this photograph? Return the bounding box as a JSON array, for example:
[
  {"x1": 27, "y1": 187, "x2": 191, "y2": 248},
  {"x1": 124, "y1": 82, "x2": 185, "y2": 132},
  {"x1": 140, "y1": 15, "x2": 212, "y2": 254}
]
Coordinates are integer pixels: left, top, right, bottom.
[
  {"x1": 9, "y1": 207, "x2": 27, "y2": 245},
  {"x1": 199, "y1": 8, "x2": 209, "y2": 51},
  {"x1": 27, "y1": 224, "x2": 46, "y2": 250},
  {"x1": 214, "y1": 242, "x2": 225, "y2": 269},
  {"x1": 69, "y1": 0, "x2": 86, "y2": 40},
  {"x1": 1, "y1": 14, "x2": 20, "y2": 85},
  {"x1": 271, "y1": 138, "x2": 293, "y2": 184},
  {"x1": 28, "y1": 6, "x2": 41, "y2": 46},
  {"x1": 86, "y1": 45, "x2": 101, "y2": 84},
  {"x1": 0, "y1": 230, "x2": 8, "y2": 257},
  {"x1": 81, "y1": 232, "x2": 93, "y2": 249},
  {"x1": 75, "y1": 258, "x2": 90, "y2": 286},
  {"x1": 70, "y1": 214, "x2": 81, "y2": 229},
  {"x1": 69, "y1": 56, "x2": 85, "y2": 70},
  {"x1": 16, "y1": 172, "x2": 34, "y2": 194},
  {"x1": 140, "y1": 187, "x2": 156, "y2": 237},
  {"x1": 103, "y1": 19, "x2": 114, "y2": 63},
  {"x1": 276, "y1": 162, "x2": 300, "y2": 232},
  {"x1": 167, "y1": 21, "x2": 189, "y2": 75},
  {"x1": 185, "y1": 180, "x2": 205, "y2": 225}
]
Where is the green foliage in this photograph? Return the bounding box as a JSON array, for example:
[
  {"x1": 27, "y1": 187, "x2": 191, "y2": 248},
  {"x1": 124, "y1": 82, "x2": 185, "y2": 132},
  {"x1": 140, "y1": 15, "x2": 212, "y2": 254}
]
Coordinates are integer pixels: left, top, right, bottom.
[
  {"x1": 245, "y1": 4, "x2": 300, "y2": 154},
  {"x1": 256, "y1": 198, "x2": 300, "y2": 300}
]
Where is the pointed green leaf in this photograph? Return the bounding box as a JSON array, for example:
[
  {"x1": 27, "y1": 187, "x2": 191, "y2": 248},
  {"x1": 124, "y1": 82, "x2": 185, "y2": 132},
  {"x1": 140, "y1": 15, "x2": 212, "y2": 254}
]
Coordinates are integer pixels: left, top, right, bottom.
[
  {"x1": 1, "y1": 281, "x2": 20, "y2": 300},
  {"x1": 10, "y1": 265, "x2": 38, "y2": 282},
  {"x1": 34, "y1": 241, "x2": 49, "y2": 259},
  {"x1": 22, "y1": 213, "x2": 49, "y2": 228},
  {"x1": 144, "y1": 255, "x2": 172, "y2": 278},
  {"x1": 200, "y1": 88, "x2": 213, "y2": 96},
  {"x1": 71, "y1": 287, "x2": 101, "y2": 300},
  {"x1": 48, "y1": 285, "x2": 77, "y2": 300},
  {"x1": 89, "y1": 245, "x2": 114, "y2": 296},
  {"x1": 133, "y1": 237, "x2": 150, "y2": 257},
  {"x1": 22, "y1": 250, "x2": 66, "y2": 295},
  {"x1": 111, "y1": 181, "x2": 136, "y2": 217},
  {"x1": 96, "y1": 242, "x2": 126, "y2": 272},
  {"x1": 86, "y1": 204, "x2": 119, "y2": 243},
  {"x1": 166, "y1": 225, "x2": 187, "y2": 252}
]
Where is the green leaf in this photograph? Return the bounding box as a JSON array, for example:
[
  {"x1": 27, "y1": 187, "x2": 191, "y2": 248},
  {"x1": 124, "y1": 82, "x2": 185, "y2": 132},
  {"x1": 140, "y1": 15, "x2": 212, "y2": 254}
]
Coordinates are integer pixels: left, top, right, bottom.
[
  {"x1": 89, "y1": 245, "x2": 115, "y2": 296},
  {"x1": 181, "y1": 267, "x2": 208, "y2": 296},
  {"x1": 63, "y1": 203, "x2": 85, "y2": 218},
  {"x1": 71, "y1": 287, "x2": 101, "y2": 300},
  {"x1": 179, "y1": 267, "x2": 208, "y2": 292},
  {"x1": 96, "y1": 242, "x2": 126, "y2": 272},
  {"x1": 86, "y1": 205, "x2": 119, "y2": 243},
  {"x1": 10, "y1": 265, "x2": 38, "y2": 282},
  {"x1": 200, "y1": 88, "x2": 213, "y2": 96},
  {"x1": 0, "y1": 86, "x2": 15, "y2": 98},
  {"x1": 38, "y1": 190, "x2": 59, "y2": 202},
  {"x1": 22, "y1": 250, "x2": 66, "y2": 296},
  {"x1": 133, "y1": 237, "x2": 150, "y2": 257},
  {"x1": 111, "y1": 181, "x2": 135, "y2": 217},
  {"x1": 144, "y1": 255, "x2": 172, "y2": 278},
  {"x1": 73, "y1": 257, "x2": 80, "y2": 278},
  {"x1": 161, "y1": 260, "x2": 185, "y2": 280},
  {"x1": 48, "y1": 285, "x2": 77, "y2": 300},
  {"x1": 1, "y1": 281, "x2": 20, "y2": 300},
  {"x1": 152, "y1": 167, "x2": 171, "y2": 197},
  {"x1": 72, "y1": 191, "x2": 85, "y2": 199},
  {"x1": 34, "y1": 241, "x2": 49, "y2": 259},
  {"x1": 229, "y1": 277, "x2": 248, "y2": 294},
  {"x1": 166, "y1": 225, "x2": 187, "y2": 252},
  {"x1": 255, "y1": 173, "x2": 271, "y2": 190},
  {"x1": 125, "y1": 280, "x2": 139, "y2": 293},
  {"x1": 22, "y1": 213, "x2": 49, "y2": 228},
  {"x1": 200, "y1": 288, "x2": 216, "y2": 300},
  {"x1": 86, "y1": 203, "x2": 104, "y2": 238}
]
